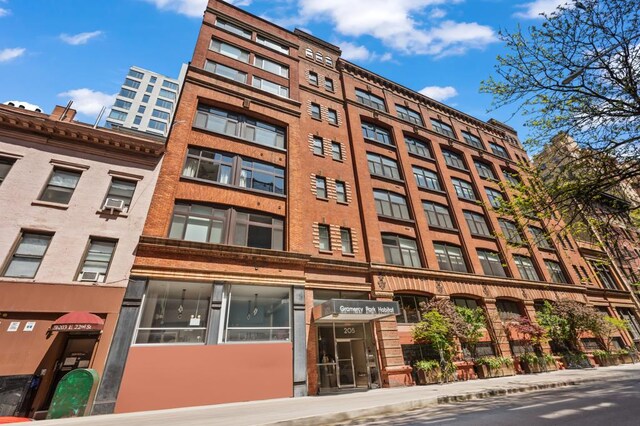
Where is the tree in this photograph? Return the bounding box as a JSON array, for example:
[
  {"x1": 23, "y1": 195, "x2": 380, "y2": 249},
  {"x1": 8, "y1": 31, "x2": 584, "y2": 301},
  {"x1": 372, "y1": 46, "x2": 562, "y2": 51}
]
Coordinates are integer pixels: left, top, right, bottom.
[
  {"x1": 481, "y1": 0, "x2": 640, "y2": 227},
  {"x1": 455, "y1": 306, "x2": 487, "y2": 359},
  {"x1": 412, "y1": 310, "x2": 456, "y2": 382},
  {"x1": 507, "y1": 315, "x2": 547, "y2": 354},
  {"x1": 536, "y1": 300, "x2": 605, "y2": 352},
  {"x1": 593, "y1": 315, "x2": 629, "y2": 351}
]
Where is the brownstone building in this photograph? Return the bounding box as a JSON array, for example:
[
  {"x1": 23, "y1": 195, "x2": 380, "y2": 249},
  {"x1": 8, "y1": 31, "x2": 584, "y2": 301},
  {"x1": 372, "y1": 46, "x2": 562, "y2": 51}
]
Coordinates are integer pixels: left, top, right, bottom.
[{"x1": 95, "y1": 0, "x2": 640, "y2": 414}]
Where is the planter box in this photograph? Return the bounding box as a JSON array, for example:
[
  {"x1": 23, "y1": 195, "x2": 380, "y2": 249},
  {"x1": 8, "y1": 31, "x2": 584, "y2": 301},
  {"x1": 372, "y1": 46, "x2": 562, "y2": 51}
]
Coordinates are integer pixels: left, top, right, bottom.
[
  {"x1": 520, "y1": 358, "x2": 557, "y2": 374},
  {"x1": 416, "y1": 368, "x2": 440, "y2": 385},
  {"x1": 594, "y1": 355, "x2": 620, "y2": 367},
  {"x1": 455, "y1": 361, "x2": 476, "y2": 381},
  {"x1": 619, "y1": 354, "x2": 633, "y2": 364},
  {"x1": 475, "y1": 363, "x2": 516, "y2": 379}
]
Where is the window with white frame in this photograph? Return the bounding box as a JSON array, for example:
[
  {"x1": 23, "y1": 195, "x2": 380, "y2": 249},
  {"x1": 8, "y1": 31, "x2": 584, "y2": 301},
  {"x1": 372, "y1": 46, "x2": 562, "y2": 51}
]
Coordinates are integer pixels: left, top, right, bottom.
[
  {"x1": 215, "y1": 18, "x2": 251, "y2": 39},
  {"x1": 252, "y1": 76, "x2": 289, "y2": 98},
  {"x1": 256, "y1": 35, "x2": 289, "y2": 55},
  {"x1": 254, "y1": 56, "x2": 289, "y2": 78},
  {"x1": 209, "y1": 39, "x2": 250, "y2": 62},
  {"x1": 204, "y1": 61, "x2": 248, "y2": 83}
]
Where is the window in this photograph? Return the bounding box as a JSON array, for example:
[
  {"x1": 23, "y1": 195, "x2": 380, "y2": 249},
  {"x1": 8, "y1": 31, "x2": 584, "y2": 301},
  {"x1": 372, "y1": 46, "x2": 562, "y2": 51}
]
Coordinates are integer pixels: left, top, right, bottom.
[
  {"x1": 108, "y1": 110, "x2": 127, "y2": 121},
  {"x1": 503, "y1": 170, "x2": 520, "y2": 185},
  {"x1": 405, "y1": 136, "x2": 432, "y2": 158},
  {"x1": 162, "y1": 80, "x2": 179, "y2": 91},
  {"x1": 498, "y1": 219, "x2": 523, "y2": 244},
  {"x1": 451, "y1": 178, "x2": 475, "y2": 200},
  {"x1": 77, "y1": 239, "x2": 116, "y2": 282},
  {"x1": 328, "y1": 109, "x2": 338, "y2": 125},
  {"x1": 104, "y1": 178, "x2": 137, "y2": 211},
  {"x1": 195, "y1": 105, "x2": 286, "y2": 149},
  {"x1": 434, "y1": 243, "x2": 467, "y2": 272},
  {"x1": 252, "y1": 76, "x2": 289, "y2": 97},
  {"x1": 308, "y1": 72, "x2": 318, "y2": 86},
  {"x1": 430, "y1": 119, "x2": 455, "y2": 139},
  {"x1": 395, "y1": 104, "x2": 423, "y2": 125},
  {"x1": 159, "y1": 89, "x2": 176, "y2": 100},
  {"x1": 204, "y1": 61, "x2": 248, "y2": 83},
  {"x1": 137, "y1": 105, "x2": 146, "y2": 114},
  {"x1": 142, "y1": 94, "x2": 150, "y2": 103},
  {"x1": 529, "y1": 226, "x2": 553, "y2": 250},
  {"x1": 464, "y1": 211, "x2": 491, "y2": 236},
  {"x1": 318, "y1": 225, "x2": 331, "y2": 251},
  {"x1": 367, "y1": 153, "x2": 400, "y2": 180},
  {"x1": 169, "y1": 203, "x2": 284, "y2": 250},
  {"x1": 475, "y1": 161, "x2": 496, "y2": 180},
  {"x1": 413, "y1": 167, "x2": 441, "y2": 191},
  {"x1": 331, "y1": 142, "x2": 342, "y2": 161},
  {"x1": 325, "y1": 57, "x2": 333, "y2": 66},
  {"x1": 133, "y1": 115, "x2": 142, "y2": 125},
  {"x1": 361, "y1": 122, "x2": 393, "y2": 146},
  {"x1": 485, "y1": 188, "x2": 504, "y2": 208},
  {"x1": 489, "y1": 142, "x2": 510, "y2": 159},
  {"x1": 315, "y1": 52, "x2": 323, "y2": 62},
  {"x1": 305, "y1": 48, "x2": 313, "y2": 58},
  {"x1": 114, "y1": 99, "x2": 132, "y2": 110},
  {"x1": 617, "y1": 308, "x2": 640, "y2": 340},
  {"x1": 355, "y1": 89, "x2": 386, "y2": 111},
  {"x1": 148, "y1": 119, "x2": 167, "y2": 133},
  {"x1": 310, "y1": 103, "x2": 321, "y2": 119},
  {"x1": 128, "y1": 69, "x2": 144, "y2": 79},
  {"x1": 325, "y1": 78, "x2": 334, "y2": 91},
  {"x1": 224, "y1": 285, "x2": 290, "y2": 342},
  {"x1": 145, "y1": 85, "x2": 154, "y2": 93},
  {"x1": 382, "y1": 234, "x2": 421, "y2": 267},
  {"x1": 135, "y1": 281, "x2": 212, "y2": 344},
  {"x1": 256, "y1": 34, "x2": 289, "y2": 55},
  {"x1": 373, "y1": 190, "x2": 410, "y2": 220},
  {"x1": 2, "y1": 232, "x2": 52, "y2": 278},
  {"x1": 312, "y1": 137, "x2": 324, "y2": 155},
  {"x1": 477, "y1": 250, "x2": 506, "y2": 277},
  {"x1": 0, "y1": 157, "x2": 15, "y2": 185},
  {"x1": 461, "y1": 131, "x2": 483, "y2": 149},
  {"x1": 209, "y1": 39, "x2": 250, "y2": 62},
  {"x1": 40, "y1": 169, "x2": 81, "y2": 204},
  {"x1": 423, "y1": 201, "x2": 454, "y2": 229},
  {"x1": 340, "y1": 228, "x2": 353, "y2": 254},
  {"x1": 316, "y1": 176, "x2": 327, "y2": 198},
  {"x1": 394, "y1": 294, "x2": 430, "y2": 323},
  {"x1": 545, "y1": 260, "x2": 568, "y2": 283},
  {"x1": 123, "y1": 78, "x2": 140, "y2": 89},
  {"x1": 513, "y1": 255, "x2": 540, "y2": 281},
  {"x1": 335, "y1": 181, "x2": 347, "y2": 203},
  {"x1": 590, "y1": 262, "x2": 618, "y2": 289},
  {"x1": 496, "y1": 300, "x2": 522, "y2": 320},
  {"x1": 452, "y1": 297, "x2": 479, "y2": 310},
  {"x1": 152, "y1": 109, "x2": 170, "y2": 120},
  {"x1": 182, "y1": 147, "x2": 284, "y2": 195},
  {"x1": 150, "y1": 76, "x2": 157, "y2": 83},
  {"x1": 442, "y1": 149, "x2": 466, "y2": 170},
  {"x1": 215, "y1": 18, "x2": 251, "y2": 39},
  {"x1": 253, "y1": 56, "x2": 289, "y2": 78},
  {"x1": 156, "y1": 98, "x2": 173, "y2": 109}
]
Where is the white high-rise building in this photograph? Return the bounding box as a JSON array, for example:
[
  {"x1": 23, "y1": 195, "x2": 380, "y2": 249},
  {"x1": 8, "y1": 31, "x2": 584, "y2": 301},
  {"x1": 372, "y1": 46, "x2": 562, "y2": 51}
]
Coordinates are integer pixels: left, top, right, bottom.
[{"x1": 106, "y1": 65, "x2": 187, "y2": 136}]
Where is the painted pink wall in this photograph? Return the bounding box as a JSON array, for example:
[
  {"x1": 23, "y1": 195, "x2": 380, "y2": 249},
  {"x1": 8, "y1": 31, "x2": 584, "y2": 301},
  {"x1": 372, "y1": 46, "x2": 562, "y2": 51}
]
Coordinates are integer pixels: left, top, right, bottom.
[{"x1": 115, "y1": 343, "x2": 293, "y2": 413}]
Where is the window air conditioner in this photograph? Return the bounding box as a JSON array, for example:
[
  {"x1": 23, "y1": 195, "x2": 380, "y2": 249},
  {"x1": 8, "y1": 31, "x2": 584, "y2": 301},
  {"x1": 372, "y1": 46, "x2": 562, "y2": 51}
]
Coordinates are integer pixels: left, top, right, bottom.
[
  {"x1": 80, "y1": 271, "x2": 100, "y2": 282},
  {"x1": 103, "y1": 198, "x2": 125, "y2": 213}
]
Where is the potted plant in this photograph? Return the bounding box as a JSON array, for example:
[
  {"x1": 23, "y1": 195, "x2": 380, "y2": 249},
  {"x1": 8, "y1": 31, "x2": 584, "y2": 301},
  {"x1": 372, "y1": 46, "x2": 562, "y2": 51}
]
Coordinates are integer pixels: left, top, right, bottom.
[
  {"x1": 414, "y1": 360, "x2": 440, "y2": 385},
  {"x1": 506, "y1": 315, "x2": 547, "y2": 374},
  {"x1": 616, "y1": 348, "x2": 634, "y2": 364},
  {"x1": 519, "y1": 352, "x2": 542, "y2": 374},
  {"x1": 592, "y1": 349, "x2": 619, "y2": 367},
  {"x1": 474, "y1": 356, "x2": 515, "y2": 378},
  {"x1": 412, "y1": 310, "x2": 457, "y2": 384}
]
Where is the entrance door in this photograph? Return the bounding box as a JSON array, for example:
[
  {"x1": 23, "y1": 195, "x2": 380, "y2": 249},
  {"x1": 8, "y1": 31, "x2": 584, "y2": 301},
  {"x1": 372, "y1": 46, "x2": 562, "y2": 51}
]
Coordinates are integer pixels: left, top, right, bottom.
[{"x1": 336, "y1": 340, "x2": 354, "y2": 388}]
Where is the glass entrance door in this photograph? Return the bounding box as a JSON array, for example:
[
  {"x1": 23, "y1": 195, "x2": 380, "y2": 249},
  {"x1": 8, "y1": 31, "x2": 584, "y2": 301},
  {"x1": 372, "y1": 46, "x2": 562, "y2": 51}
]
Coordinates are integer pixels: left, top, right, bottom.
[{"x1": 336, "y1": 340, "x2": 355, "y2": 388}]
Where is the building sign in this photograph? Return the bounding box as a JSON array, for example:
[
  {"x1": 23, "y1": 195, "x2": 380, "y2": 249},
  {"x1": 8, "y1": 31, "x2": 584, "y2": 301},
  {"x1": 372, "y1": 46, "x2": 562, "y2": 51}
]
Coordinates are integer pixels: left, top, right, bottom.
[
  {"x1": 51, "y1": 323, "x2": 102, "y2": 332},
  {"x1": 313, "y1": 299, "x2": 400, "y2": 323},
  {"x1": 24, "y1": 322, "x2": 36, "y2": 332},
  {"x1": 7, "y1": 322, "x2": 20, "y2": 332}
]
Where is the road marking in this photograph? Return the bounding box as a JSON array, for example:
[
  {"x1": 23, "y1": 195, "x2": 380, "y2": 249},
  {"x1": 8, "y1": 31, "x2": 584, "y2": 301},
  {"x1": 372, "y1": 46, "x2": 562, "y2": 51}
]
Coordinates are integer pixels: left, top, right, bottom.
[
  {"x1": 509, "y1": 398, "x2": 575, "y2": 411},
  {"x1": 540, "y1": 408, "x2": 580, "y2": 419},
  {"x1": 581, "y1": 402, "x2": 615, "y2": 411}
]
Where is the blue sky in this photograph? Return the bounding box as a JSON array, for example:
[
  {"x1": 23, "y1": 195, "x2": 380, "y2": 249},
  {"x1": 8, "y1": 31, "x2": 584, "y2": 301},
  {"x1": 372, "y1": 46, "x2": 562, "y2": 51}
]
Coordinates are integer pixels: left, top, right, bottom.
[{"x1": 0, "y1": 0, "x2": 568, "y2": 146}]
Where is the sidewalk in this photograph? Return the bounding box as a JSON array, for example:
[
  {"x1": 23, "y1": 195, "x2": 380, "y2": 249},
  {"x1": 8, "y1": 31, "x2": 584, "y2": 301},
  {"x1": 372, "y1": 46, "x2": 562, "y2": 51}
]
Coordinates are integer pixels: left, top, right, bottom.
[{"x1": 42, "y1": 364, "x2": 640, "y2": 426}]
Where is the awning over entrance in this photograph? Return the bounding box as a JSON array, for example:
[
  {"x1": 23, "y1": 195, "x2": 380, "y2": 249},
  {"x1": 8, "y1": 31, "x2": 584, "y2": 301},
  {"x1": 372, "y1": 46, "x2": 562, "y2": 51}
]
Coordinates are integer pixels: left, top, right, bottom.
[
  {"x1": 313, "y1": 299, "x2": 400, "y2": 323},
  {"x1": 51, "y1": 311, "x2": 104, "y2": 332}
]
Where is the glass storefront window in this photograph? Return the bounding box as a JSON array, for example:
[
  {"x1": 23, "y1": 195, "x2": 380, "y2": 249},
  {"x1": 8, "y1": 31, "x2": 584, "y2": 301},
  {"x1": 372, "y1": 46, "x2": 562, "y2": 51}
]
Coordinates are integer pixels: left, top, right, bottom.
[
  {"x1": 135, "y1": 281, "x2": 212, "y2": 344},
  {"x1": 224, "y1": 285, "x2": 290, "y2": 342}
]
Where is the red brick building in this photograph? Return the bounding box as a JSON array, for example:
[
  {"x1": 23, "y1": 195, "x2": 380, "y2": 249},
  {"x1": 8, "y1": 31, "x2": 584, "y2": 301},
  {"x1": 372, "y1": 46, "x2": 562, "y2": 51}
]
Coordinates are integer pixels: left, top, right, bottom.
[{"x1": 95, "y1": 0, "x2": 640, "y2": 413}]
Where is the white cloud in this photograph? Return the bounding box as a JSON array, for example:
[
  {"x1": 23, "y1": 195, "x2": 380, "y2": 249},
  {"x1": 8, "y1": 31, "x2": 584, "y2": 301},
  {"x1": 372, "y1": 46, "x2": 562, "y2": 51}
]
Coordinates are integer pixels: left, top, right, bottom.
[
  {"x1": 143, "y1": 0, "x2": 251, "y2": 17},
  {"x1": 0, "y1": 47, "x2": 25, "y2": 62},
  {"x1": 514, "y1": 0, "x2": 569, "y2": 19},
  {"x1": 59, "y1": 31, "x2": 103, "y2": 45},
  {"x1": 57, "y1": 88, "x2": 116, "y2": 116},
  {"x1": 337, "y1": 41, "x2": 392, "y2": 63},
  {"x1": 429, "y1": 8, "x2": 446, "y2": 19},
  {"x1": 296, "y1": 0, "x2": 496, "y2": 56},
  {"x1": 0, "y1": 8, "x2": 10, "y2": 17},
  {"x1": 419, "y1": 85, "x2": 458, "y2": 101}
]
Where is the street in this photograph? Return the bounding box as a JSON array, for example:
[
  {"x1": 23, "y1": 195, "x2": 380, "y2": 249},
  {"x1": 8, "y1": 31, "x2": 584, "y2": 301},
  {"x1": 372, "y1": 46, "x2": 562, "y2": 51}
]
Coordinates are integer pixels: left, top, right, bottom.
[{"x1": 334, "y1": 376, "x2": 640, "y2": 425}]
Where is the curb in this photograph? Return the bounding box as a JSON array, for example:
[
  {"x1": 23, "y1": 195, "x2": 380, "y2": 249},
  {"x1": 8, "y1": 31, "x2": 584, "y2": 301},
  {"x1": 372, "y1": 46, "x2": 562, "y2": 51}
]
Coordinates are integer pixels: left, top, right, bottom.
[{"x1": 267, "y1": 376, "x2": 605, "y2": 426}]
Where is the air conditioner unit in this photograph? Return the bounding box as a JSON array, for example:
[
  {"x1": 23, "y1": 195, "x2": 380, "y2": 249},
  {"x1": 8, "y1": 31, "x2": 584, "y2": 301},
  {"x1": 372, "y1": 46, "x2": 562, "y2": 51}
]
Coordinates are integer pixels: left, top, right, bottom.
[
  {"x1": 103, "y1": 198, "x2": 124, "y2": 213},
  {"x1": 80, "y1": 271, "x2": 100, "y2": 282}
]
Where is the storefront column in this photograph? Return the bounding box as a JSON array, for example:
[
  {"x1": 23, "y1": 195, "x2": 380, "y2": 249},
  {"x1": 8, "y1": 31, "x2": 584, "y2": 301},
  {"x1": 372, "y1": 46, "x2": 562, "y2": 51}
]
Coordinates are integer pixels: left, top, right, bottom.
[
  {"x1": 292, "y1": 286, "x2": 307, "y2": 397},
  {"x1": 373, "y1": 289, "x2": 411, "y2": 387},
  {"x1": 91, "y1": 278, "x2": 146, "y2": 415},
  {"x1": 206, "y1": 282, "x2": 225, "y2": 344},
  {"x1": 483, "y1": 298, "x2": 511, "y2": 357},
  {"x1": 524, "y1": 301, "x2": 551, "y2": 354}
]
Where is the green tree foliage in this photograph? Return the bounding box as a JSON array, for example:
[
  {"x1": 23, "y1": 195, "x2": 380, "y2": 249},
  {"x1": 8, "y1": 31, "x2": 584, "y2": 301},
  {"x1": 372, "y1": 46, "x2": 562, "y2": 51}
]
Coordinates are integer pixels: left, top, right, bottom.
[{"x1": 536, "y1": 300, "x2": 607, "y2": 353}]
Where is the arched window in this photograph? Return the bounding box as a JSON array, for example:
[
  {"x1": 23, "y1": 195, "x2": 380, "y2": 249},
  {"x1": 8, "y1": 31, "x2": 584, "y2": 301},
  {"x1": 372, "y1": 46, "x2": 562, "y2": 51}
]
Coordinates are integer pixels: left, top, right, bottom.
[{"x1": 393, "y1": 294, "x2": 430, "y2": 323}]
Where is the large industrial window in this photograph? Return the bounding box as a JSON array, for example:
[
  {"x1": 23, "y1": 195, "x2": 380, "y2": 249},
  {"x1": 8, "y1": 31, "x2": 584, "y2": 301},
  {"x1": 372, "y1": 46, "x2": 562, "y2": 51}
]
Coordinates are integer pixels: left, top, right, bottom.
[
  {"x1": 434, "y1": 242, "x2": 467, "y2": 272},
  {"x1": 382, "y1": 234, "x2": 421, "y2": 268},
  {"x1": 374, "y1": 190, "x2": 411, "y2": 220},
  {"x1": 355, "y1": 89, "x2": 386, "y2": 111},
  {"x1": 477, "y1": 249, "x2": 507, "y2": 277}
]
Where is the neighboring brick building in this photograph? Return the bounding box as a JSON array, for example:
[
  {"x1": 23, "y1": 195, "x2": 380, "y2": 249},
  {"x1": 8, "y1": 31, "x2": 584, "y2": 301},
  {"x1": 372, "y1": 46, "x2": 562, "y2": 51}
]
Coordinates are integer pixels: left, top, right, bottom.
[
  {"x1": 97, "y1": 0, "x2": 640, "y2": 413},
  {"x1": 0, "y1": 103, "x2": 164, "y2": 419}
]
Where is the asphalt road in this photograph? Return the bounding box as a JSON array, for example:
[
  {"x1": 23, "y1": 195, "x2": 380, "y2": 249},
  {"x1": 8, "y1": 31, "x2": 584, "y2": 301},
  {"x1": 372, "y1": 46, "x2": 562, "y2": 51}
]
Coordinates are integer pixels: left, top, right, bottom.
[{"x1": 334, "y1": 377, "x2": 640, "y2": 426}]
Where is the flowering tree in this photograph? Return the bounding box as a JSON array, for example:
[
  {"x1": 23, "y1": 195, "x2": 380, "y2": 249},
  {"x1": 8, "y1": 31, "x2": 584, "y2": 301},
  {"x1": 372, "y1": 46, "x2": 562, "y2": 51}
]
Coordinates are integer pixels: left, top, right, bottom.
[
  {"x1": 536, "y1": 300, "x2": 604, "y2": 352},
  {"x1": 507, "y1": 315, "x2": 547, "y2": 354}
]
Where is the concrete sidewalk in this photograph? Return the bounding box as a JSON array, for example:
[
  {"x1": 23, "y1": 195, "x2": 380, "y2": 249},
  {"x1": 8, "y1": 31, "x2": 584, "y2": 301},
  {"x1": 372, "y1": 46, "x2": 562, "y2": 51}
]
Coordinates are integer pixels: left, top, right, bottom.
[{"x1": 42, "y1": 364, "x2": 640, "y2": 426}]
